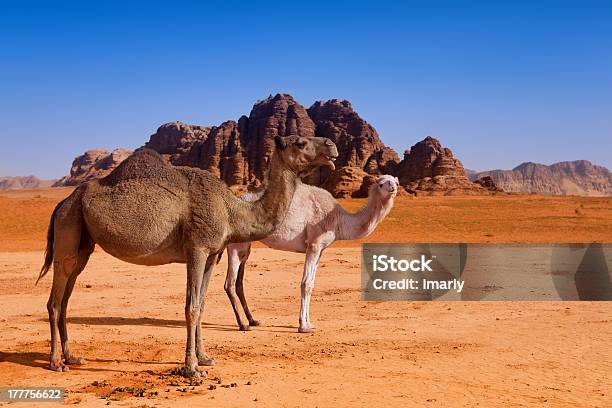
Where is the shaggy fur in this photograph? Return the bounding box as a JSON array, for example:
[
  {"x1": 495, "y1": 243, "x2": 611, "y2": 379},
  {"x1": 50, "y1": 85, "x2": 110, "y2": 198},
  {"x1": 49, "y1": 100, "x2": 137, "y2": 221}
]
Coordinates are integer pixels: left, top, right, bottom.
[
  {"x1": 225, "y1": 175, "x2": 398, "y2": 332},
  {"x1": 37, "y1": 136, "x2": 338, "y2": 376}
]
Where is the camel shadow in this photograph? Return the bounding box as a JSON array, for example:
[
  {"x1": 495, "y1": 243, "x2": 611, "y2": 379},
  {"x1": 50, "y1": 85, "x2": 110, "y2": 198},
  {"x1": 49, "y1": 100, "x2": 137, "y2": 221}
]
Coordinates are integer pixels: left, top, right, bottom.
[
  {"x1": 0, "y1": 351, "x2": 124, "y2": 372},
  {"x1": 37, "y1": 316, "x2": 299, "y2": 334},
  {"x1": 60, "y1": 316, "x2": 240, "y2": 331},
  {"x1": 66, "y1": 316, "x2": 184, "y2": 328},
  {"x1": 63, "y1": 316, "x2": 299, "y2": 332},
  {"x1": 269, "y1": 324, "x2": 295, "y2": 329},
  {"x1": 0, "y1": 351, "x2": 48, "y2": 369}
]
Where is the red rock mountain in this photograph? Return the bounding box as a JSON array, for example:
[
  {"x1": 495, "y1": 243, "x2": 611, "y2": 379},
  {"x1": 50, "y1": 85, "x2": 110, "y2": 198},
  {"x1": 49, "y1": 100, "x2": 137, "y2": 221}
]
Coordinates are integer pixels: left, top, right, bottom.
[
  {"x1": 54, "y1": 148, "x2": 133, "y2": 186},
  {"x1": 141, "y1": 95, "x2": 318, "y2": 188},
  {"x1": 308, "y1": 100, "x2": 399, "y2": 172},
  {"x1": 54, "y1": 93, "x2": 493, "y2": 196},
  {"x1": 397, "y1": 136, "x2": 487, "y2": 195},
  {"x1": 246, "y1": 94, "x2": 316, "y2": 183},
  {"x1": 142, "y1": 121, "x2": 210, "y2": 164},
  {"x1": 138, "y1": 94, "x2": 404, "y2": 195},
  {"x1": 471, "y1": 160, "x2": 612, "y2": 196},
  {"x1": 306, "y1": 99, "x2": 400, "y2": 194}
]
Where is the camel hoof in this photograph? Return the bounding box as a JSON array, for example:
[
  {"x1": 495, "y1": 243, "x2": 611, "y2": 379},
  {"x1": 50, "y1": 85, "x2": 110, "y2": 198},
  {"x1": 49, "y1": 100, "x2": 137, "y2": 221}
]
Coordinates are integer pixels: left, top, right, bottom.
[
  {"x1": 65, "y1": 356, "x2": 86, "y2": 365},
  {"x1": 49, "y1": 362, "x2": 69, "y2": 372},
  {"x1": 239, "y1": 324, "x2": 252, "y2": 331},
  {"x1": 181, "y1": 366, "x2": 204, "y2": 378},
  {"x1": 197, "y1": 355, "x2": 216, "y2": 366},
  {"x1": 249, "y1": 319, "x2": 261, "y2": 327},
  {"x1": 298, "y1": 326, "x2": 316, "y2": 334}
]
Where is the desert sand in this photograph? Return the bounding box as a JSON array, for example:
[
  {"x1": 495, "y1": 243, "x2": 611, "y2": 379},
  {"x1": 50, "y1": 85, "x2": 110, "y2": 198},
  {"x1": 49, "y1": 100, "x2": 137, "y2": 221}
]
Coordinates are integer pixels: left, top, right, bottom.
[{"x1": 0, "y1": 188, "x2": 611, "y2": 407}]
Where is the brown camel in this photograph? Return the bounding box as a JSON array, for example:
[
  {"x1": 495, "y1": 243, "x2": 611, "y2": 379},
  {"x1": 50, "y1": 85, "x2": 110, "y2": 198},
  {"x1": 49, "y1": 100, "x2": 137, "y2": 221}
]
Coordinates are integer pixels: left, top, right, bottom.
[{"x1": 36, "y1": 136, "x2": 338, "y2": 377}]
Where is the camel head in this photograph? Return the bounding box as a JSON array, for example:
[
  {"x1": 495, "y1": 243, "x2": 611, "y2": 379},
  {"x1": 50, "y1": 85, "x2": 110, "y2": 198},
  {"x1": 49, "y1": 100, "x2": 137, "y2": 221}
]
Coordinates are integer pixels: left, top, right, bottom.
[
  {"x1": 274, "y1": 136, "x2": 339, "y2": 175},
  {"x1": 375, "y1": 175, "x2": 399, "y2": 199}
]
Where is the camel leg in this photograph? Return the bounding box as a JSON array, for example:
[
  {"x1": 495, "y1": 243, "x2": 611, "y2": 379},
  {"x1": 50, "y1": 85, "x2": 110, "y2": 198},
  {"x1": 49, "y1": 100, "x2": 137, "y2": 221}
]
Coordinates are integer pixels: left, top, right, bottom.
[
  {"x1": 235, "y1": 242, "x2": 258, "y2": 327},
  {"x1": 195, "y1": 253, "x2": 216, "y2": 367},
  {"x1": 47, "y1": 256, "x2": 75, "y2": 372},
  {"x1": 46, "y1": 195, "x2": 85, "y2": 372},
  {"x1": 225, "y1": 243, "x2": 251, "y2": 331},
  {"x1": 298, "y1": 244, "x2": 324, "y2": 333},
  {"x1": 236, "y1": 259, "x2": 259, "y2": 326},
  {"x1": 60, "y1": 246, "x2": 93, "y2": 365},
  {"x1": 183, "y1": 248, "x2": 208, "y2": 377},
  {"x1": 305, "y1": 248, "x2": 325, "y2": 328}
]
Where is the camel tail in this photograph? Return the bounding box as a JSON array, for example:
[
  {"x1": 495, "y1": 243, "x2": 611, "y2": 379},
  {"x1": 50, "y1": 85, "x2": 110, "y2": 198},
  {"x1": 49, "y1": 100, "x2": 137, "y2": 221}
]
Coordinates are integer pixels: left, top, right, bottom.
[{"x1": 36, "y1": 199, "x2": 64, "y2": 286}]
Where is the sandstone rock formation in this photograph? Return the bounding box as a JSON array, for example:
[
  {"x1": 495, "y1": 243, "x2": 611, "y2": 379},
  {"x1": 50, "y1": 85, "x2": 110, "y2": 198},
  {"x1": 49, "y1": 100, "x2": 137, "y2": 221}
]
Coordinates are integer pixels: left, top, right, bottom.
[
  {"x1": 55, "y1": 95, "x2": 408, "y2": 195},
  {"x1": 180, "y1": 120, "x2": 248, "y2": 186},
  {"x1": 247, "y1": 94, "x2": 316, "y2": 182},
  {"x1": 0, "y1": 176, "x2": 55, "y2": 190},
  {"x1": 471, "y1": 161, "x2": 612, "y2": 196},
  {"x1": 142, "y1": 94, "x2": 317, "y2": 188},
  {"x1": 473, "y1": 176, "x2": 504, "y2": 193},
  {"x1": 53, "y1": 97, "x2": 491, "y2": 196},
  {"x1": 143, "y1": 121, "x2": 210, "y2": 164},
  {"x1": 54, "y1": 148, "x2": 132, "y2": 186},
  {"x1": 321, "y1": 166, "x2": 370, "y2": 198},
  {"x1": 308, "y1": 99, "x2": 399, "y2": 173},
  {"x1": 397, "y1": 136, "x2": 486, "y2": 195},
  {"x1": 301, "y1": 99, "x2": 400, "y2": 195},
  {"x1": 140, "y1": 94, "x2": 400, "y2": 195}
]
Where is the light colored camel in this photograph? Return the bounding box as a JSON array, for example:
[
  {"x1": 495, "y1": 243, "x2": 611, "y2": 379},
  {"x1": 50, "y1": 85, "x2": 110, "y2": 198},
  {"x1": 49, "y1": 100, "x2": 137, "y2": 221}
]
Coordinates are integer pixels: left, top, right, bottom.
[
  {"x1": 225, "y1": 175, "x2": 398, "y2": 332},
  {"x1": 36, "y1": 136, "x2": 338, "y2": 377}
]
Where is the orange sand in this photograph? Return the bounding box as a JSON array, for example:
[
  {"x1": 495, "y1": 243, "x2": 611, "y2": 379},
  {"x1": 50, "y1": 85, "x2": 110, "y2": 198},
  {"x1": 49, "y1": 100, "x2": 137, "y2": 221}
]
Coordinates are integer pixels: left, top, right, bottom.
[{"x1": 0, "y1": 188, "x2": 610, "y2": 407}]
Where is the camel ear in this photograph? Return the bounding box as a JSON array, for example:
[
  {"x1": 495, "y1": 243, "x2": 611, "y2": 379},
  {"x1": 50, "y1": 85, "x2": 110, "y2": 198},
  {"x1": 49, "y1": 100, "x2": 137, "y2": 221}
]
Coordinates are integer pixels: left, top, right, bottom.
[{"x1": 274, "y1": 136, "x2": 287, "y2": 149}]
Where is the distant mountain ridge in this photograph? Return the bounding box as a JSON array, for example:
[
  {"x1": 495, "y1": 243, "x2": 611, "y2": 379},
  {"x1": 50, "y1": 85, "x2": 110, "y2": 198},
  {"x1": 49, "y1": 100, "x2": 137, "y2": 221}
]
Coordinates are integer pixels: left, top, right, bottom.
[
  {"x1": 0, "y1": 176, "x2": 56, "y2": 190},
  {"x1": 469, "y1": 160, "x2": 611, "y2": 196}
]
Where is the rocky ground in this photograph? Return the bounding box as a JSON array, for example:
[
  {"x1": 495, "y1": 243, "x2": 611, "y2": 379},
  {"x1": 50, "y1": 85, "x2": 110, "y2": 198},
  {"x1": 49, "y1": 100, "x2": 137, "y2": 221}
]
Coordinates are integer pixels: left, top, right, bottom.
[{"x1": 0, "y1": 188, "x2": 611, "y2": 407}]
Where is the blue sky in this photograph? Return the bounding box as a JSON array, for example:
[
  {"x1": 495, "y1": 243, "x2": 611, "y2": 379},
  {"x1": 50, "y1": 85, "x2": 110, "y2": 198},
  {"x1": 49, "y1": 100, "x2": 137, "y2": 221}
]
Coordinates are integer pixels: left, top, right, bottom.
[{"x1": 1, "y1": 0, "x2": 611, "y2": 178}]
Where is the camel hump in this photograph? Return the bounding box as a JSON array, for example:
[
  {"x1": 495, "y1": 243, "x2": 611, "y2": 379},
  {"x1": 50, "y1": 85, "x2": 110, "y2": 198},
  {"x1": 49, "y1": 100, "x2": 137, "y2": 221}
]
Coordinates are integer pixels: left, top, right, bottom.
[{"x1": 100, "y1": 148, "x2": 178, "y2": 185}]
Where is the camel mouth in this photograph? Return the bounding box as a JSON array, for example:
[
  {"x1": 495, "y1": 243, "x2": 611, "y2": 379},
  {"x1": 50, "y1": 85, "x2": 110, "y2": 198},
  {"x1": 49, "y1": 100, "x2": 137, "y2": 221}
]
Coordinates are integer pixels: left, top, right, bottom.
[{"x1": 323, "y1": 154, "x2": 338, "y2": 171}]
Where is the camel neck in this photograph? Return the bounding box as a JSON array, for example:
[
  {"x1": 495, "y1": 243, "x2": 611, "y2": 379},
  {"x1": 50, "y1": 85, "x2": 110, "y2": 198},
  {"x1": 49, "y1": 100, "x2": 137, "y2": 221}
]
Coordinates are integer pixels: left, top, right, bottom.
[
  {"x1": 230, "y1": 156, "x2": 298, "y2": 242},
  {"x1": 337, "y1": 191, "x2": 394, "y2": 241}
]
